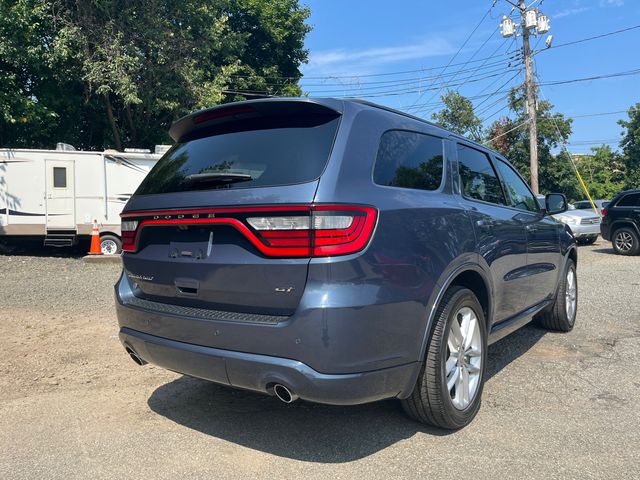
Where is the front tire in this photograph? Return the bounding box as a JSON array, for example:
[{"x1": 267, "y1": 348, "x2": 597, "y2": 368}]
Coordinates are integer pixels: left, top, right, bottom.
[
  {"x1": 401, "y1": 286, "x2": 487, "y2": 430},
  {"x1": 612, "y1": 228, "x2": 639, "y2": 256},
  {"x1": 537, "y1": 258, "x2": 577, "y2": 332}
]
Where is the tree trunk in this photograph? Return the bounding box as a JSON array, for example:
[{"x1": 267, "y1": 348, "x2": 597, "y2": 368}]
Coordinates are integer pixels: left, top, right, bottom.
[
  {"x1": 125, "y1": 104, "x2": 137, "y2": 146},
  {"x1": 104, "y1": 93, "x2": 123, "y2": 151}
]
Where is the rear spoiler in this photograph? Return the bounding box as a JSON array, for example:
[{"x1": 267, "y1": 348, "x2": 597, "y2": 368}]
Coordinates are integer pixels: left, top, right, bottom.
[{"x1": 168, "y1": 98, "x2": 344, "y2": 143}]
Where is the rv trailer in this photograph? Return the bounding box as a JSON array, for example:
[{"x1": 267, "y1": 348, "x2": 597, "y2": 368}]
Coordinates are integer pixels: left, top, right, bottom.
[{"x1": 0, "y1": 144, "x2": 166, "y2": 254}]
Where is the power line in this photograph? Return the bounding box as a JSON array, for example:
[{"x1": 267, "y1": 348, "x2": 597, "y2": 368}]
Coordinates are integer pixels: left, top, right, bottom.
[
  {"x1": 406, "y1": 2, "x2": 497, "y2": 112},
  {"x1": 538, "y1": 24, "x2": 640, "y2": 54}
]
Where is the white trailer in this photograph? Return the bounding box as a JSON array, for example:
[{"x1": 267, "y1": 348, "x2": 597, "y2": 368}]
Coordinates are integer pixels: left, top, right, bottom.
[{"x1": 0, "y1": 144, "x2": 165, "y2": 253}]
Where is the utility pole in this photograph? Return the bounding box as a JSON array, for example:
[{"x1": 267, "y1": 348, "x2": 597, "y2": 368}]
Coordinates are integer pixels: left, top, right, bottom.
[
  {"x1": 520, "y1": 0, "x2": 539, "y2": 194},
  {"x1": 500, "y1": 1, "x2": 551, "y2": 194}
]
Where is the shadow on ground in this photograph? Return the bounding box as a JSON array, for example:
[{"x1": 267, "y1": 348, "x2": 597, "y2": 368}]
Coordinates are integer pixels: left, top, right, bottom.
[
  {"x1": 147, "y1": 324, "x2": 547, "y2": 462},
  {"x1": 0, "y1": 239, "x2": 88, "y2": 258},
  {"x1": 590, "y1": 247, "x2": 616, "y2": 255}
]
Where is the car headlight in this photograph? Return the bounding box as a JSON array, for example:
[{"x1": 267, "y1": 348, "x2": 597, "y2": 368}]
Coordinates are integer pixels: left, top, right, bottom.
[{"x1": 559, "y1": 217, "x2": 578, "y2": 225}]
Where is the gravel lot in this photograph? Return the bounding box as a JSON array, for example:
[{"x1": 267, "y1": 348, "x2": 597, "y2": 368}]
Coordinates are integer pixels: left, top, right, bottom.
[{"x1": 1, "y1": 240, "x2": 639, "y2": 479}]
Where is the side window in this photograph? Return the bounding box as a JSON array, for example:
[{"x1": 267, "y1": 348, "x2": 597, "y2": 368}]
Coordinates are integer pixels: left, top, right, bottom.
[
  {"x1": 493, "y1": 158, "x2": 539, "y2": 212},
  {"x1": 617, "y1": 193, "x2": 640, "y2": 207},
  {"x1": 53, "y1": 167, "x2": 67, "y2": 188},
  {"x1": 457, "y1": 145, "x2": 506, "y2": 205},
  {"x1": 373, "y1": 130, "x2": 444, "y2": 191}
]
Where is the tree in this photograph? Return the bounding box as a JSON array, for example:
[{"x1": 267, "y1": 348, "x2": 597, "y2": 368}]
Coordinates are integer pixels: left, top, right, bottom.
[
  {"x1": 432, "y1": 91, "x2": 483, "y2": 142},
  {"x1": 573, "y1": 146, "x2": 625, "y2": 200},
  {"x1": 619, "y1": 103, "x2": 640, "y2": 189},
  {"x1": 0, "y1": 0, "x2": 311, "y2": 150},
  {"x1": 486, "y1": 88, "x2": 582, "y2": 201}
]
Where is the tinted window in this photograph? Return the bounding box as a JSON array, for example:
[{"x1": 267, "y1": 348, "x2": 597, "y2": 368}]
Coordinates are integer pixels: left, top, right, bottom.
[
  {"x1": 458, "y1": 145, "x2": 506, "y2": 205},
  {"x1": 136, "y1": 115, "x2": 340, "y2": 195},
  {"x1": 574, "y1": 201, "x2": 590, "y2": 209},
  {"x1": 617, "y1": 193, "x2": 640, "y2": 207},
  {"x1": 493, "y1": 159, "x2": 539, "y2": 212},
  {"x1": 53, "y1": 167, "x2": 67, "y2": 188},
  {"x1": 373, "y1": 130, "x2": 443, "y2": 190}
]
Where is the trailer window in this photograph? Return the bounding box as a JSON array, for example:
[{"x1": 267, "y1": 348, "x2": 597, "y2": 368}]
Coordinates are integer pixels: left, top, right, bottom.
[{"x1": 53, "y1": 167, "x2": 67, "y2": 188}]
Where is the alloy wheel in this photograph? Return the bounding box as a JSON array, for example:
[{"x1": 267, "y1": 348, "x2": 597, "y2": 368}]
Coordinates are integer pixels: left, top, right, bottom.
[
  {"x1": 565, "y1": 268, "x2": 577, "y2": 321},
  {"x1": 615, "y1": 231, "x2": 634, "y2": 252},
  {"x1": 446, "y1": 306, "x2": 482, "y2": 410}
]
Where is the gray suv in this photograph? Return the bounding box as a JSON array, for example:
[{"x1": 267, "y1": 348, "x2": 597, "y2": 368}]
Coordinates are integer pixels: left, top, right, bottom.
[{"x1": 116, "y1": 98, "x2": 577, "y2": 429}]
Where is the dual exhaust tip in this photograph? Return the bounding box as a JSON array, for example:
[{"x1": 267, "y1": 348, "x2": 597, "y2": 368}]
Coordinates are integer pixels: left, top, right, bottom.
[
  {"x1": 272, "y1": 384, "x2": 298, "y2": 404},
  {"x1": 126, "y1": 347, "x2": 298, "y2": 404},
  {"x1": 125, "y1": 347, "x2": 147, "y2": 366}
]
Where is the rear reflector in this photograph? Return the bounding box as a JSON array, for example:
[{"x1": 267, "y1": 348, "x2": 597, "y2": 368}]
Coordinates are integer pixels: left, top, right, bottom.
[{"x1": 120, "y1": 205, "x2": 377, "y2": 257}]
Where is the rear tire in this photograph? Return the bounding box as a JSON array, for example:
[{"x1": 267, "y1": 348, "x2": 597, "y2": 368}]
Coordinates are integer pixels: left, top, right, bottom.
[
  {"x1": 100, "y1": 234, "x2": 122, "y2": 255},
  {"x1": 611, "y1": 228, "x2": 639, "y2": 256},
  {"x1": 401, "y1": 286, "x2": 487, "y2": 430},
  {"x1": 536, "y1": 258, "x2": 577, "y2": 332}
]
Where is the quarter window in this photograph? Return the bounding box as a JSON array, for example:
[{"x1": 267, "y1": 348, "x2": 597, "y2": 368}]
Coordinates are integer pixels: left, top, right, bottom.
[
  {"x1": 53, "y1": 167, "x2": 67, "y2": 188},
  {"x1": 373, "y1": 130, "x2": 444, "y2": 191},
  {"x1": 493, "y1": 158, "x2": 539, "y2": 212},
  {"x1": 617, "y1": 193, "x2": 640, "y2": 207},
  {"x1": 457, "y1": 145, "x2": 506, "y2": 205}
]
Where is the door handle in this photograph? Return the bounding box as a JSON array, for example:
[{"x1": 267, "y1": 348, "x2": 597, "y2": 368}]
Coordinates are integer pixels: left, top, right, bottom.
[{"x1": 526, "y1": 224, "x2": 538, "y2": 232}]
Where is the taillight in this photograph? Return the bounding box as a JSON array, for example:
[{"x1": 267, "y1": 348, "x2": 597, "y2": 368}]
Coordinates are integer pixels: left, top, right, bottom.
[
  {"x1": 121, "y1": 220, "x2": 138, "y2": 252},
  {"x1": 601, "y1": 208, "x2": 608, "y2": 217},
  {"x1": 120, "y1": 205, "x2": 377, "y2": 257}
]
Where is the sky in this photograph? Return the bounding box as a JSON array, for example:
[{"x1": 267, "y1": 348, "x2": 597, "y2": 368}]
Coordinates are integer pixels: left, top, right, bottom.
[{"x1": 298, "y1": 0, "x2": 640, "y2": 154}]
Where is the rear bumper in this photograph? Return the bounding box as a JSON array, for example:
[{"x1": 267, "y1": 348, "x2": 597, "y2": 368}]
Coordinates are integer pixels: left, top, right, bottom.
[{"x1": 120, "y1": 327, "x2": 419, "y2": 405}]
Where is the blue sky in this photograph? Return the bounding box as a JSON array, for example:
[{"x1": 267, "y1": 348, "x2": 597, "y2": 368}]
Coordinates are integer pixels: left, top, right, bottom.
[{"x1": 299, "y1": 0, "x2": 640, "y2": 153}]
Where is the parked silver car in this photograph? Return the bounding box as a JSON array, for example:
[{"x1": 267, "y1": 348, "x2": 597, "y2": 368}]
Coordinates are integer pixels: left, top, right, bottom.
[{"x1": 538, "y1": 196, "x2": 600, "y2": 244}]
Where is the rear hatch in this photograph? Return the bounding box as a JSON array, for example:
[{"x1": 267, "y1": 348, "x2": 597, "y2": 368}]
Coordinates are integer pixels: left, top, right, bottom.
[{"x1": 121, "y1": 100, "x2": 352, "y2": 316}]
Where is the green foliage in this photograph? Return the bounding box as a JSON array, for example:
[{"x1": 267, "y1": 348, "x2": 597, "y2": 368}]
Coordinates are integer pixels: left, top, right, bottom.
[
  {"x1": 0, "y1": 0, "x2": 311, "y2": 150},
  {"x1": 619, "y1": 103, "x2": 640, "y2": 189},
  {"x1": 486, "y1": 87, "x2": 582, "y2": 201},
  {"x1": 573, "y1": 145, "x2": 625, "y2": 200},
  {"x1": 432, "y1": 91, "x2": 483, "y2": 142}
]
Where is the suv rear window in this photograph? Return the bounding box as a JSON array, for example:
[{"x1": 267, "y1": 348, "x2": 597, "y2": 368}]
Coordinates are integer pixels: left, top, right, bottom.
[{"x1": 136, "y1": 115, "x2": 340, "y2": 195}]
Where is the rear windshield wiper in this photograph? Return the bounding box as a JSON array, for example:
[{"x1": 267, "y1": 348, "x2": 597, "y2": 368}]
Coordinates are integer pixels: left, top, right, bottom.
[{"x1": 185, "y1": 172, "x2": 253, "y2": 185}]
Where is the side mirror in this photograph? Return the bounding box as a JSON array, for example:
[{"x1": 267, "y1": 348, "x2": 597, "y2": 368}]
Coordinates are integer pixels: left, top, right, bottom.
[{"x1": 546, "y1": 193, "x2": 568, "y2": 215}]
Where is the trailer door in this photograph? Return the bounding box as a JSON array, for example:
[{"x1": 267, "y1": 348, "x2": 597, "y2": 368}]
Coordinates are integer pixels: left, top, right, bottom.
[{"x1": 45, "y1": 159, "x2": 75, "y2": 229}]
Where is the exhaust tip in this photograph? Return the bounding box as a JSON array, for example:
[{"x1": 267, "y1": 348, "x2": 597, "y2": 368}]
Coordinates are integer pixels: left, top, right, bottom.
[
  {"x1": 273, "y1": 384, "x2": 298, "y2": 404},
  {"x1": 125, "y1": 347, "x2": 146, "y2": 366}
]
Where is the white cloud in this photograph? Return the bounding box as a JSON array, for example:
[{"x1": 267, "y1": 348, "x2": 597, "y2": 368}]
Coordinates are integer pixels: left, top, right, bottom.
[
  {"x1": 302, "y1": 37, "x2": 457, "y2": 77},
  {"x1": 600, "y1": 0, "x2": 624, "y2": 6},
  {"x1": 554, "y1": 6, "x2": 592, "y2": 18}
]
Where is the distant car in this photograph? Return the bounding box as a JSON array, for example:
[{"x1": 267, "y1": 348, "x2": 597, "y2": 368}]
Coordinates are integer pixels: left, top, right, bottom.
[
  {"x1": 537, "y1": 196, "x2": 600, "y2": 245},
  {"x1": 600, "y1": 189, "x2": 640, "y2": 255},
  {"x1": 574, "y1": 199, "x2": 609, "y2": 213}
]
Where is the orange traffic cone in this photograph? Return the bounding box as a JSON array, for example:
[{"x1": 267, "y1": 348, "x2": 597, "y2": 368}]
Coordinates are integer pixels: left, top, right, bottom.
[{"x1": 89, "y1": 220, "x2": 102, "y2": 255}]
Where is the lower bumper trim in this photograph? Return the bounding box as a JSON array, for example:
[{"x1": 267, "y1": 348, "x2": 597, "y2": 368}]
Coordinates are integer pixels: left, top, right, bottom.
[{"x1": 120, "y1": 327, "x2": 419, "y2": 406}]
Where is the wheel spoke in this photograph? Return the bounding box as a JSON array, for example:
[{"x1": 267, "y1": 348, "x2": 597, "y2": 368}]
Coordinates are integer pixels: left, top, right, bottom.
[
  {"x1": 446, "y1": 354, "x2": 457, "y2": 376},
  {"x1": 447, "y1": 365, "x2": 460, "y2": 392},
  {"x1": 449, "y1": 320, "x2": 463, "y2": 350},
  {"x1": 464, "y1": 316, "x2": 476, "y2": 350},
  {"x1": 461, "y1": 367, "x2": 470, "y2": 406}
]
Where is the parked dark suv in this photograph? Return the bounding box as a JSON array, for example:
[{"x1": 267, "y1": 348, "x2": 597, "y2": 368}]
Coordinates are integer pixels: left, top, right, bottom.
[
  {"x1": 600, "y1": 189, "x2": 640, "y2": 255},
  {"x1": 116, "y1": 98, "x2": 577, "y2": 429}
]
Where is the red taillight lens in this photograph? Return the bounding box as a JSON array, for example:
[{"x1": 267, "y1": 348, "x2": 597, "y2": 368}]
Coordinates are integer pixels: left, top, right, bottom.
[
  {"x1": 601, "y1": 208, "x2": 608, "y2": 216},
  {"x1": 120, "y1": 205, "x2": 377, "y2": 257}
]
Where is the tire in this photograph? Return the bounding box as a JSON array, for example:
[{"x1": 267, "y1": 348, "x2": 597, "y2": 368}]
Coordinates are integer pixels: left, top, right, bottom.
[
  {"x1": 100, "y1": 234, "x2": 122, "y2": 255},
  {"x1": 577, "y1": 235, "x2": 597, "y2": 246},
  {"x1": 536, "y1": 258, "x2": 577, "y2": 332},
  {"x1": 401, "y1": 286, "x2": 487, "y2": 430},
  {"x1": 611, "y1": 227, "x2": 640, "y2": 256}
]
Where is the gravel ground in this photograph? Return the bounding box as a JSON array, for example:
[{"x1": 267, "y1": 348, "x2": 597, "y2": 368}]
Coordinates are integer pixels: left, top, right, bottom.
[{"x1": 0, "y1": 240, "x2": 639, "y2": 479}]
